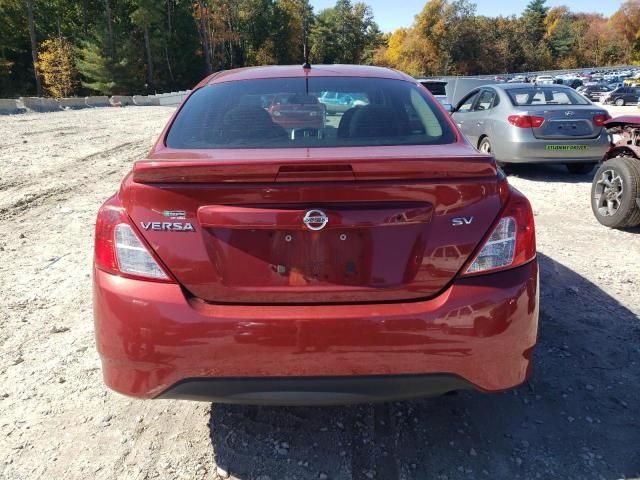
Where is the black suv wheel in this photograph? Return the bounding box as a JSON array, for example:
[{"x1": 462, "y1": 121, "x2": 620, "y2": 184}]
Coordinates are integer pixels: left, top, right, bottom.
[{"x1": 591, "y1": 157, "x2": 640, "y2": 228}]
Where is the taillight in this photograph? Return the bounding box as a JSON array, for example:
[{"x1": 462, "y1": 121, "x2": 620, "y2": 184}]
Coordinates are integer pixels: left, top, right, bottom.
[
  {"x1": 462, "y1": 188, "x2": 536, "y2": 276},
  {"x1": 593, "y1": 114, "x2": 611, "y2": 127},
  {"x1": 94, "y1": 197, "x2": 173, "y2": 282},
  {"x1": 508, "y1": 115, "x2": 545, "y2": 128}
]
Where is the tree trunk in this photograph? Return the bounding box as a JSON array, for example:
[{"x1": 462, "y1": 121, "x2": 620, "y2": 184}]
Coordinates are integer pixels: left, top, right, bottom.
[
  {"x1": 165, "y1": 46, "x2": 174, "y2": 83},
  {"x1": 24, "y1": 0, "x2": 42, "y2": 95},
  {"x1": 167, "y1": 0, "x2": 172, "y2": 35},
  {"x1": 143, "y1": 25, "x2": 154, "y2": 92},
  {"x1": 82, "y1": 0, "x2": 89, "y2": 34},
  {"x1": 165, "y1": 0, "x2": 174, "y2": 83},
  {"x1": 197, "y1": 0, "x2": 213, "y2": 74},
  {"x1": 104, "y1": 0, "x2": 115, "y2": 60}
]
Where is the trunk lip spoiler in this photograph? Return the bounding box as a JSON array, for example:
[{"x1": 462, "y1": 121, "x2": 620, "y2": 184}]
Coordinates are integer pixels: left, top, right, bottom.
[{"x1": 132, "y1": 155, "x2": 498, "y2": 184}]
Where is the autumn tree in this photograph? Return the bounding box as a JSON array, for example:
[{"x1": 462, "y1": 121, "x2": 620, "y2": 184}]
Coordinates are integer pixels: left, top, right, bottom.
[
  {"x1": 611, "y1": 0, "x2": 640, "y2": 62},
  {"x1": 1, "y1": 0, "x2": 639, "y2": 98},
  {"x1": 37, "y1": 37, "x2": 76, "y2": 97}
]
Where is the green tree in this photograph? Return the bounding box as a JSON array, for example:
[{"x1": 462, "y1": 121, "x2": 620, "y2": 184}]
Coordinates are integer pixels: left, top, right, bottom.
[
  {"x1": 130, "y1": 0, "x2": 163, "y2": 92},
  {"x1": 310, "y1": 0, "x2": 382, "y2": 64},
  {"x1": 522, "y1": 0, "x2": 548, "y2": 46}
]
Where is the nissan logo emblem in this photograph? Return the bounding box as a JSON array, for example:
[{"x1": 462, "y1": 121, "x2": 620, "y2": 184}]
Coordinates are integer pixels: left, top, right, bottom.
[{"x1": 303, "y1": 209, "x2": 329, "y2": 231}]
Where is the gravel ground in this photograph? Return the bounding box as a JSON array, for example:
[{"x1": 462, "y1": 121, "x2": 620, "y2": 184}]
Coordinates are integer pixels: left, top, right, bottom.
[{"x1": 0, "y1": 105, "x2": 639, "y2": 480}]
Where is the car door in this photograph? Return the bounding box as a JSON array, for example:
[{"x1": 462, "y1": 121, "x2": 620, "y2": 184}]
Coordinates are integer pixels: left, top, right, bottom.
[
  {"x1": 451, "y1": 90, "x2": 481, "y2": 143},
  {"x1": 621, "y1": 87, "x2": 632, "y2": 103},
  {"x1": 468, "y1": 89, "x2": 497, "y2": 147}
]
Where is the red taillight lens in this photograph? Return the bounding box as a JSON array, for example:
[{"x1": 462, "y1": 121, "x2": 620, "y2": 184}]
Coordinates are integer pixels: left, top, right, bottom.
[
  {"x1": 94, "y1": 203, "x2": 121, "y2": 274},
  {"x1": 462, "y1": 188, "x2": 536, "y2": 276},
  {"x1": 508, "y1": 115, "x2": 545, "y2": 128},
  {"x1": 94, "y1": 196, "x2": 174, "y2": 282},
  {"x1": 593, "y1": 114, "x2": 611, "y2": 127}
]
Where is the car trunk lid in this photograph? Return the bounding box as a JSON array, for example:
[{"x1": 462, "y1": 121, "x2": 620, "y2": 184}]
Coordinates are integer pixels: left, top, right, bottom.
[
  {"x1": 123, "y1": 145, "x2": 503, "y2": 304},
  {"x1": 528, "y1": 107, "x2": 608, "y2": 140}
]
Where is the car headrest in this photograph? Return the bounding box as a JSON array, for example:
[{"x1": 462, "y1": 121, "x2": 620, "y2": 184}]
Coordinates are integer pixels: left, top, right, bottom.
[
  {"x1": 338, "y1": 107, "x2": 361, "y2": 138},
  {"x1": 221, "y1": 106, "x2": 285, "y2": 141},
  {"x1": 348, "y1": 105, "x2": 399, "y2": 138}
]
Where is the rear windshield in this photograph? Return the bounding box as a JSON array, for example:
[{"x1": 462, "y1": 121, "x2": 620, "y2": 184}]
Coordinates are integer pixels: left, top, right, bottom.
[
  {"x1": 506, "y1": 87, "x2": 590, "y2": 106},
  {"x1": 166, "y1": 77, "x2": 456, "y2": 149}
]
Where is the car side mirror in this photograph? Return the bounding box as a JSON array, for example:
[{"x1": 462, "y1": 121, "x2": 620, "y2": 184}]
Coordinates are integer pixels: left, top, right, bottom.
[{"x1": 443, "y1": 103, "x2": 454, "y2": 114}]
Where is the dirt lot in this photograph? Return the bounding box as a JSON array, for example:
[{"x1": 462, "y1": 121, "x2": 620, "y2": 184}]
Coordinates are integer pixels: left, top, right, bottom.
[{"x1": 1, "y1": 105, "x2": 639, "y2": 480}]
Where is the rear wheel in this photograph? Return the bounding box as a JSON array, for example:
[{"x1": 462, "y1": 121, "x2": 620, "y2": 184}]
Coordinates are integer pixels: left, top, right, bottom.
[
  {"x1": 479, "y1": 137, "x2": 508, "y2": 171},
  {"x1": 591, "y1": 157, "x2": 640, "y2": 228},
  {"x1": 566, "y1": 162, "x2": 596, "y2": 175},
  {"x1": 615, "y1": 98, "x2": 625, "y2": 106},
  {"x1": 478, "y1": 137, "x2": 492, "y2": 154}
]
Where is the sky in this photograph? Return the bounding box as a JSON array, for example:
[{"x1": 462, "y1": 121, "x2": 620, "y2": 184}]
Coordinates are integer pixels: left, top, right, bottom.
[{"x1": 309, "y1": 0, "x2": 624, "y2": 32}]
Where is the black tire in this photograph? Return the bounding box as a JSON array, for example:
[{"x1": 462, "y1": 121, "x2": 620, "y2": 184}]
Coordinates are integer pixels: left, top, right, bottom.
[
  {"x1": 591, "y1": 157, "x2": 640, "y2": 228},
  {"x1": 615, "y1": 98, "x2": 625, "y2": 106},
  {"x1": 478, "y1": 137, "x2": 492, "y2": 155},
  {"x1": 566, "y1": 162, "x2": 596, "y2": 175}
]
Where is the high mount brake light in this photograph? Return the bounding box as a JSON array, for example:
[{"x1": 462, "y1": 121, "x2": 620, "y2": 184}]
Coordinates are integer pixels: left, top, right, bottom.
[
  {"x1": 508, "y1": 115, "x2": 545, "y2": 128},
  {"x1": 462, "y1": 188, "x2": 536, "y2": 276},
  {"x1": 94, "y1": 198, "x2": 173, "y2": 282}
]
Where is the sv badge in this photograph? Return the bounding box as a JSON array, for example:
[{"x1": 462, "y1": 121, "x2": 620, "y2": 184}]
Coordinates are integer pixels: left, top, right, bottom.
[
  {"x1": 141, "y1": 222, "x2": 195, "y2": 232},
  {"x1": 452, "y1": 216, "x2": 474, "y2": 226}
]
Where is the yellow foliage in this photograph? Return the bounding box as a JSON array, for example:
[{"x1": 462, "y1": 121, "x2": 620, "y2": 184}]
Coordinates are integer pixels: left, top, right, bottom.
[{"x1": 38, "y1": 37, "x2": 76, "y2": 98}]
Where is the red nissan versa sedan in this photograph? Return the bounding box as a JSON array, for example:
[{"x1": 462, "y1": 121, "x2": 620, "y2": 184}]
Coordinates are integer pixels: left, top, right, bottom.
[{"x1": 93, "y1": 65, "x2": 539, "y2": 405}]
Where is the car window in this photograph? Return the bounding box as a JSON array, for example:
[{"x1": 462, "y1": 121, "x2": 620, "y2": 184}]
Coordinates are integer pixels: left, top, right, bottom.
[
  {"x1": 166, "y1": 77, "x2": 456, "y2": 149},
  {"x1": 474, "y1": 90, "x2": 495, "y2": 111},
  {"x1": 420, "y1": 81, "x2": 447, "y2": 96},
  {"x1": 506, "y1": 87, "x2": 589, "y2": 106},
  {"x1": 456, "y1": 92, "x2": 480, "y2": 113}
]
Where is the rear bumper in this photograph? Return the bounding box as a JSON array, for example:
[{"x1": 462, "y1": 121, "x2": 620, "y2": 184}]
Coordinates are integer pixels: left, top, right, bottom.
[
  {"x1": 494, "y1": 130, "x2": 609, "y2": 164},
  {"x1": 94, "y1": 260, "x2": 539, "y2": 403},
  {"x1": 157, "y1": 374, "x2": 475, "y2": 405}
]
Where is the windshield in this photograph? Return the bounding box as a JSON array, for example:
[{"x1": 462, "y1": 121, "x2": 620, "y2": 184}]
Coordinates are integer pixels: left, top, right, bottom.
[
  {"x1": 166, "y1": 77, "x2": 456, "y2": 149},
  {"x1": 506, "y1": 87, "x2": 590, "y2": 106}
]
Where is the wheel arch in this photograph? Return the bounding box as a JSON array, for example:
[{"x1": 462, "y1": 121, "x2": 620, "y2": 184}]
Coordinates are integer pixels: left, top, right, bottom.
[
  {"x1": 604, "y1": 147, "x2": 640, "y2": 161},
  {"x1": 477, "y1": 134, "x2": 489, "y2": 149}
]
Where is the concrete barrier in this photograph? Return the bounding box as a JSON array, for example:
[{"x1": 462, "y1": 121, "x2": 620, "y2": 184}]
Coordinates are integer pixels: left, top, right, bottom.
[
  {"x1": 157, "y1": 93, "x2": 187, "y2": 106},
  {"x1": 110, "y1": 95, "x2": 134, "y2": 107},
  {"x1": 133, "y1": 95, "x2": 160, "y2": 106},
  {"x1": 21, "y1": 97, "x2": 61, "y2": 112},
  {"x1": 0, "y1": 99, "x2": 25, "y2": 115},
  {"x1": 85, "y1": 96, "x2": 111, "y2": 108},
  {"x1": 2, "y1": 89, "x2": 182, "y2": 115},
  {"x1": 58, "y1": 97, "x2": 89, "y2": 110}
]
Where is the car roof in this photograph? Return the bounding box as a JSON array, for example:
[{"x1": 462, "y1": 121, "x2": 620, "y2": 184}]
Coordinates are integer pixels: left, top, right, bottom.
[
  {"x1": 196, "y1": 65, "x2": 413, "y2": 88},
  {"x1": 491, "y1": 83, "x2": 573, "y2": 91}
]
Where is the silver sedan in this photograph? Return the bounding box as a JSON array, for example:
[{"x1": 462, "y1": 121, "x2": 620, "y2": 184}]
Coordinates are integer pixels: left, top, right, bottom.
[{"x1": 451, "y1": 84, "x2": 610, "y2": 174}]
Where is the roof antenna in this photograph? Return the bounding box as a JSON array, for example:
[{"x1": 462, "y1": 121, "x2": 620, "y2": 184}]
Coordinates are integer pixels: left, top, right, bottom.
[{"x1": 302, "y1": 7, "x2": 311, "y2": 69}]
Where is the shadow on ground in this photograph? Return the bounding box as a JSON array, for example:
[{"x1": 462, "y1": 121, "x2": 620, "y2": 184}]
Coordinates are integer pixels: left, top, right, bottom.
[
  {"x1": 504, "y1": 163, "x2": 595, "y2": 183},
  {"x1": 208, "y1": 253, "x2": 640, "y2": 480}
]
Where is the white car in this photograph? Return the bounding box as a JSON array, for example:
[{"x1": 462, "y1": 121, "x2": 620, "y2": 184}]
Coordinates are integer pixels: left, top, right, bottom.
[{"x1": 535, "y1": 75, "x2": 555, "y2": 85}]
